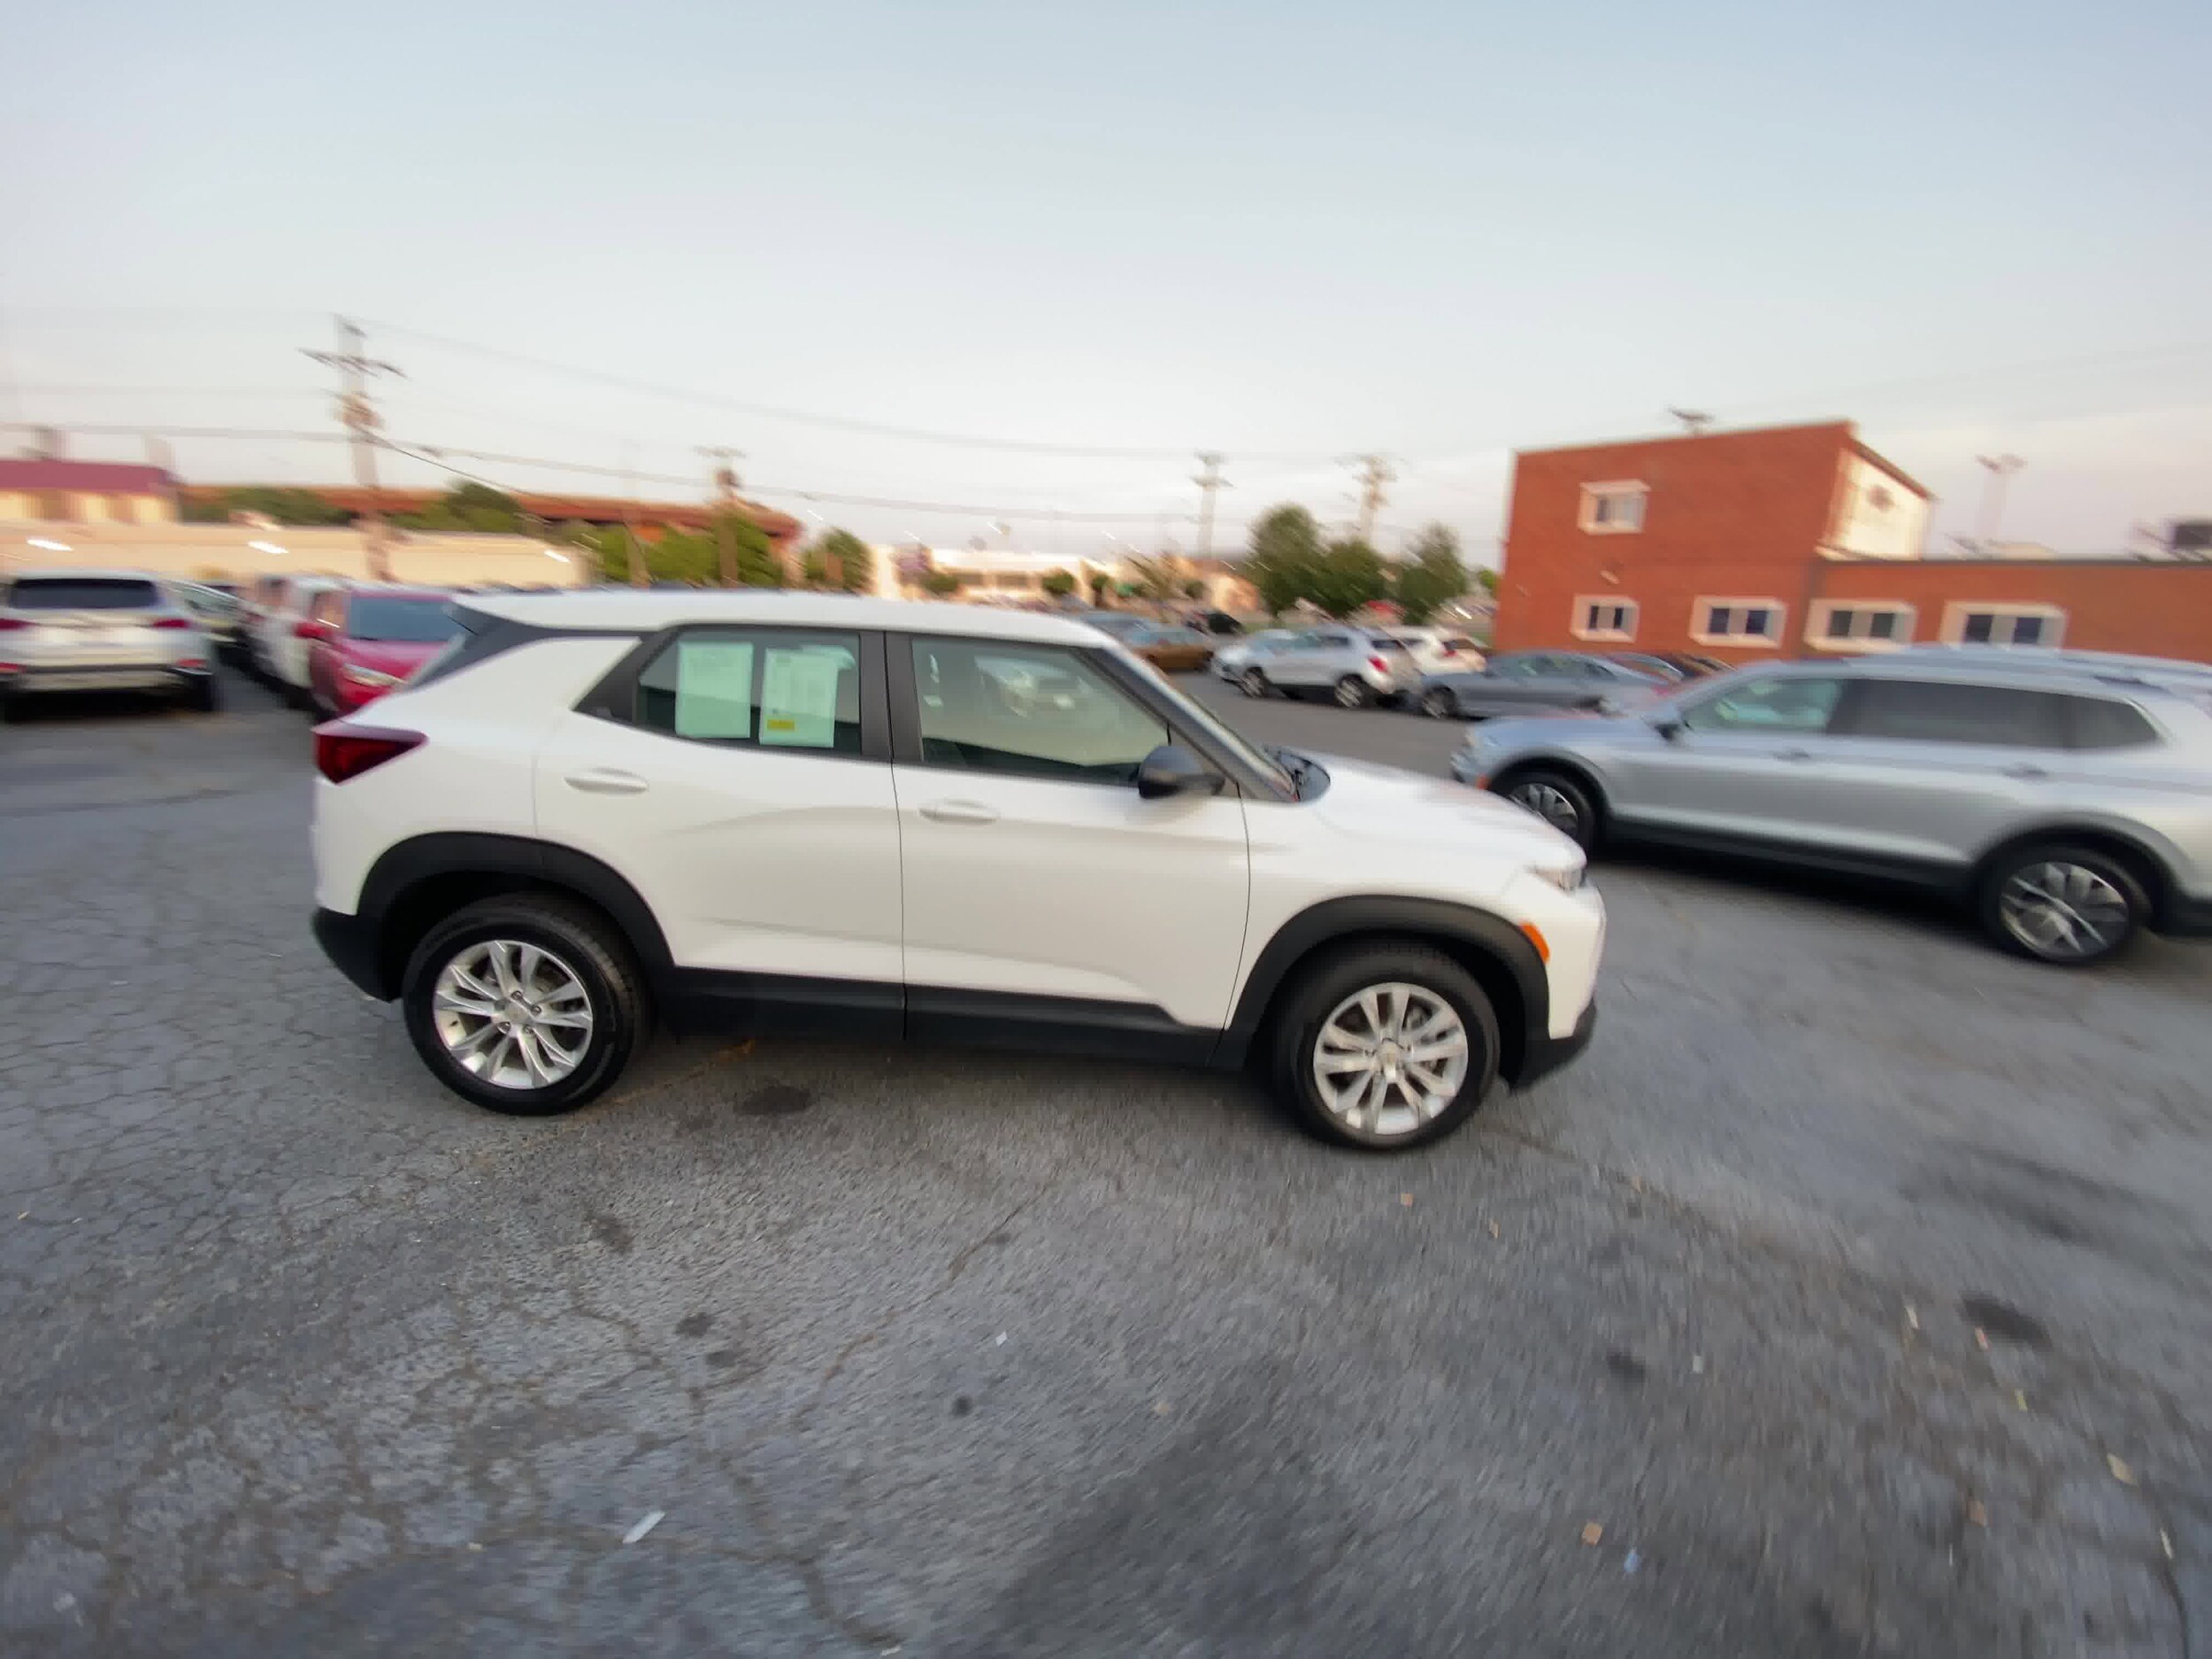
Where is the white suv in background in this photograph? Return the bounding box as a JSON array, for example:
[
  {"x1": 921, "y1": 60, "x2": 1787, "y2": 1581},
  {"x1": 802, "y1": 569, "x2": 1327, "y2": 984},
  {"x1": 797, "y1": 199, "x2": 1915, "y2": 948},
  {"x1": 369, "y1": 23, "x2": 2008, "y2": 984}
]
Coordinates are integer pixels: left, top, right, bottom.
[
  {"x1": 311, "y1": 592, "x2": 1603, "y2": 1149},
  {"x1": 250, "y1": 575, "x2": 347, "y2": 704}
]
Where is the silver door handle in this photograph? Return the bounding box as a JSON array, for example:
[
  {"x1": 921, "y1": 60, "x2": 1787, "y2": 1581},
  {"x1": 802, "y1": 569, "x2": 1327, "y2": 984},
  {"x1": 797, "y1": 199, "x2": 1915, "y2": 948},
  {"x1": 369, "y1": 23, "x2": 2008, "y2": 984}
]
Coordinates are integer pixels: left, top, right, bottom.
[
  {"x1": 1776, "y1": 748, "x2": 1812, "y2": 762},
  {"x1": 564, "y1": 769, "x2": 649, "y2": 795},
  {"x1": 2004, "y1": 764, "x2": 2048, "y2": 780},
  {"x1": 920, "y1": 799, "x2": 1000, "y2": 825}
]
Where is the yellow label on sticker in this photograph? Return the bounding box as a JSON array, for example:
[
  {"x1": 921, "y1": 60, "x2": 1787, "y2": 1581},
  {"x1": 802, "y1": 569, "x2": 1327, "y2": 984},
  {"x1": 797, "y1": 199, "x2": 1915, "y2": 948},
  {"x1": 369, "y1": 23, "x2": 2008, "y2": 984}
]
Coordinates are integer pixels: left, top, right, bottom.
[{"x1": 764, "y1": 718, "x2": 795, "y2": 733}]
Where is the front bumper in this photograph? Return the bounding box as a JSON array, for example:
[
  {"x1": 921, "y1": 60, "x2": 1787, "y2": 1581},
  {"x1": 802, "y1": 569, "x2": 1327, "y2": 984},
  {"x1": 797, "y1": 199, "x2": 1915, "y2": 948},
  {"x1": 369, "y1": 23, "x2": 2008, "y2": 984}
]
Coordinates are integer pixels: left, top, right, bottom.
[
  {"x1": 1515, "y1": 999, "x2": 1596, "y2": 1089},
  {"x1": 312, "y1": 907, "x2": 390, "y2": 999}
]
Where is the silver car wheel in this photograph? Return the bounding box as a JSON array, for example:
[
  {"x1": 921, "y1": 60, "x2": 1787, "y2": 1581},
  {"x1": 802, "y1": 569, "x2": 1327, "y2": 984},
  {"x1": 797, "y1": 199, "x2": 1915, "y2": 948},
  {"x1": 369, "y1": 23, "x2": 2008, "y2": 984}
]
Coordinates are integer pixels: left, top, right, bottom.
[
  {"x1": 1311, "y1": 982, "x2": 1470, "y2": 1140},
  {"x1": 1240, "y1": 667, "x2": 1267, "y2": 697},
  {"x1": 1507, "y1": 780, "x2": 1582, "y2": 836},
  {"x1": 1997, "y1": 862, "x2": 2131, "y2": 961},
  {"x1": 1333, "y1": 677, "x2": 1367, "y2": 709},
  {"x1": 1421, "y1": 687, "x2": 1455, "y2": 718},
  {"x1": 432, "y1": 939, "x2": 595, "y2": 1090}
]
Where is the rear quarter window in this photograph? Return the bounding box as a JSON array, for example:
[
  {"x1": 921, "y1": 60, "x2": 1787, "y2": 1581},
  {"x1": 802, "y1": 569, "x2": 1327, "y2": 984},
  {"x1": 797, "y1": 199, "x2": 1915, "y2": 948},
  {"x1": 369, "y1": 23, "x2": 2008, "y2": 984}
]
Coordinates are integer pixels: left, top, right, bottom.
[{"x1": 2065, "y1": 696, "x2": 2160, "y2": 750}]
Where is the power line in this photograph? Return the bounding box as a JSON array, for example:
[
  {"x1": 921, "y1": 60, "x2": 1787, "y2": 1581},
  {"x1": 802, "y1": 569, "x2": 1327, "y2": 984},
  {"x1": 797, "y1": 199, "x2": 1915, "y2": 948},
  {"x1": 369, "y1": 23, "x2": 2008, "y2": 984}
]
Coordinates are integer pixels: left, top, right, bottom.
[{"x1": 365, "y1": 318, "x2": 1336, "y2": 465}]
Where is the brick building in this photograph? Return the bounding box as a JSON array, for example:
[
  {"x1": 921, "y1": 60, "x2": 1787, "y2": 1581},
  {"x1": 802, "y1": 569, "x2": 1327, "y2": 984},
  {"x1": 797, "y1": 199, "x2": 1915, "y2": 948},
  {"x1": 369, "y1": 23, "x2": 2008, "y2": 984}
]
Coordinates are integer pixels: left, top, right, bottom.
[
  {"x1": 0, "y1": 458, "x2": 179, "y2": 525},
  {"x1": 1493, "y1": 421, "x2": 2212, "y2": 665}
]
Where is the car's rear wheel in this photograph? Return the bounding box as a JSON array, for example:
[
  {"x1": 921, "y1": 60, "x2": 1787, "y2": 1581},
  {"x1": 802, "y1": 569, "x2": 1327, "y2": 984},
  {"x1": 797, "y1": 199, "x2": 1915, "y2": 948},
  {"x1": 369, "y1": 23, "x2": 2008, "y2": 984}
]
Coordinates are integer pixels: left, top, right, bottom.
[
  {"x1": 1333, "y1": 675, "x2": 1370, "y2": 710},
  {"x1": 402, "y1": 895, "x2": 647, "y2": 1115},
  {"x1": 1420, "y1": 686, "x2": 1456, "y2": 719},
  {"x1": 1496, "y1": 768, "x2": 1598, "y2": 850},
  {"x1": 1270, "y1": 944, "x2": 1501, "y2": 1150},
  {"x1": 184, "y1": 676, "x2": 219, "y2": 713},
  {"x1": 1978, "y1": 842, "x2": 2146, "y2": 966}
]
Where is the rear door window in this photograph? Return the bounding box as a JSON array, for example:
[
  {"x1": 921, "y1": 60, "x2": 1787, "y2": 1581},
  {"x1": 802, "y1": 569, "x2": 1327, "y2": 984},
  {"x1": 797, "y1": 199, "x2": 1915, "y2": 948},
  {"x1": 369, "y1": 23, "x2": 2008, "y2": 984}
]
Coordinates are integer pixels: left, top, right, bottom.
[
  {"x1": 1847, "y1": 680, "x2": 2066, "y2": 748},
  {"x1": 634, "y1": 629, "x2": 864, "y2": 753},
  {"x1": 6, "y1": 578, "x2": 160, "y2": 611}
]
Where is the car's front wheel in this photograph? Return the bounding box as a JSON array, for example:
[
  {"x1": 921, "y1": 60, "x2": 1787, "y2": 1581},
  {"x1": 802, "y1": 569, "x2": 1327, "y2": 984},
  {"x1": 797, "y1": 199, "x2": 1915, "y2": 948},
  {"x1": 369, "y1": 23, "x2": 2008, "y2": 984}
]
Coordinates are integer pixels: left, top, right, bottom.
[
  {"x1": 401, "y1": 895, "x2": 647, "y2": 1115},
  {"x1": 1270, "y1": 944, "x2": 1501, "y2": 1150},
  {"x1": 1496, "y1": 768, "x2": 1598, "y2": 850},
  {"x1": 1420, "y1": 687, "x2": 1456, "y2": 719},
  {"x1": 1978, "y1": 843, "x2": 2146, "y2": 966},
  {"x1": 1240, "y1": 666, "x2": 1270, "y2": 698}
]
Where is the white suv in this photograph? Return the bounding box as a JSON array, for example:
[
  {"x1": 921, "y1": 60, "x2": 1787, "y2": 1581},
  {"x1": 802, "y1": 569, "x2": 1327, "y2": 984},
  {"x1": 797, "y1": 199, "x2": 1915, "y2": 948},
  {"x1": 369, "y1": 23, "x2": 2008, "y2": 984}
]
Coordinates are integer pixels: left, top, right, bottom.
[{"x1": 310, "y1": 592, "x2": 1603, "y2": 1149}]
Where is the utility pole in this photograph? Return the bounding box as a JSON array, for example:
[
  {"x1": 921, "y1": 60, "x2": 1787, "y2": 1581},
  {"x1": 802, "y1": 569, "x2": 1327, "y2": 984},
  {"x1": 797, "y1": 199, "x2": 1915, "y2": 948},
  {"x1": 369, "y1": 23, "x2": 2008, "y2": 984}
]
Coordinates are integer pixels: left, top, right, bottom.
[
  {"x1": 1350, "y1": 454, "x2": 1395, "y2": 545},
  {"x1": 1191, "y1": 451, "x2": 1230, "y2": 560},
  {"x1": 1669, "y1": 407, "x2": 1715, "y2": 435},
  {"x1": 699, "y1": 446, "x2": 745, "y2": 586},
  {"x1": 303, "y1": 318, "x2": 403, "y2": 580},
  {"x1": 1974, "y1": 454, "x2": 2024, "y2": 553}
]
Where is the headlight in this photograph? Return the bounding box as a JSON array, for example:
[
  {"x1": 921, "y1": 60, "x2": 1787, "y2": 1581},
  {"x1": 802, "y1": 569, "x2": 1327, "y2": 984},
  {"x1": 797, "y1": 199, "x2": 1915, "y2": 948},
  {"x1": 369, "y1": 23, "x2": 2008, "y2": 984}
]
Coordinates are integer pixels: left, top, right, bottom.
[
  {"x1": 1529, "y1": 861, "x2": 1586, "y2": 893},
  {"x1": 344, "y1": 665, "x2": 400, "y2": 687}
]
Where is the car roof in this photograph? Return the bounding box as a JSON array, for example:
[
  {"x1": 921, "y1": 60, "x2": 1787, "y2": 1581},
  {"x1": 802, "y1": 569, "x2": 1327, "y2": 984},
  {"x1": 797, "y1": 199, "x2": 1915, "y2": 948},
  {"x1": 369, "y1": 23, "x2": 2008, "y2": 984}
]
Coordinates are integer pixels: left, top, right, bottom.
[
  {"x1": 1732, "y1": 652, "x2": 2205, "y2": 703},
  {"x1": 6, "y1": 567, "x2": 168, "y2": 583},
  {"x1": 465, "y1": 588, "x2": 1114, "y2": 646}
]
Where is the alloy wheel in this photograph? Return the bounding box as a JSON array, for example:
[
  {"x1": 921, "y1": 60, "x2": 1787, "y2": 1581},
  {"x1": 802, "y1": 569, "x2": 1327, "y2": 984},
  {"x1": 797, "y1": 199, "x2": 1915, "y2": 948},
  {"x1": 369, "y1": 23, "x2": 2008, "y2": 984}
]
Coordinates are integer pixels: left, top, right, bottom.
[
  {"x1": 1507, "y1": 780, "x2": 1583, "y2": 837},
  {"x1": 1997, "y1": 861, "x2": 2131, "y2": 962},
  {"x1": 1240, "y1": 667, "x2": 1267, "y2": 697},
  {"x1": 1334, "y1": 677, "x2": 1367, "y2": 709},
  {"x1": 1422, "y1": 688, "x2": 1455, "y2": 718},
  {"x1": 1310, "y1": 982, "x2": 1471, "y2": 1140},
  {"x1": 432, "y1": 939, "x2": 595, "y2": 1090}
]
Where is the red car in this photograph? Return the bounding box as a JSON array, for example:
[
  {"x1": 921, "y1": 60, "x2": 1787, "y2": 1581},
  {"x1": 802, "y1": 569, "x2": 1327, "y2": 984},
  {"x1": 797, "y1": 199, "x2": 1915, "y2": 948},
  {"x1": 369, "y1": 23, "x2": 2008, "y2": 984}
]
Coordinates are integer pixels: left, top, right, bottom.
[{"x1": 303, "y1": 588, "x2": 463, "y2": 716}]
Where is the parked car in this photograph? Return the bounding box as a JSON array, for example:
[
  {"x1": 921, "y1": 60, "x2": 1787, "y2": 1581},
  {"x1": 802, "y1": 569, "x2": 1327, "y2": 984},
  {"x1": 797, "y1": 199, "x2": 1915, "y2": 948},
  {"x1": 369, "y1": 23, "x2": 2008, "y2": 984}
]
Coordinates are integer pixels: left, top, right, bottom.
[
  {"x1": 1234, "y1": 626, "x2": 1419, "y2": 708},
  {"x1": 250, "y1": 576, "x2": 348, "y2": 706},
  {"x1": 1416, "y1": 650, "x2": 1668, "y2": 719},
  {"x1": 1212, "y1": 627, "x2": 1302, "y2": 681},
  {"x1": 0, "y1": 571, "x2": 219, "y2": 718},
  {"x1": 1390, "y1": 627, "x2": 1485, "y2": 677},
  {"x1": 1121, "y1": 623, "x2": 1216, "y2": 672},
  {"x1": 1605, "y1": 651, "x2": 1697, "y2": 683},
  {"x1": 1450, "y1": 655, "x2": 2212, "y2": 966},
  {"x1": 310, "y1": 592, "x2": 1603, "y2": 1148},
  {"x1": 1185, "y1": 609, "x2": 1245, "y2": 636},
  {"x1": 304, "y1": 587, "x2": 463, "y2": 716},
  {"x1": 173, "y1": 580, "x2": 248, "y2": 663},
  {"x1": 1078, "y1": 611, "x2": 1153, "y2": 641}
]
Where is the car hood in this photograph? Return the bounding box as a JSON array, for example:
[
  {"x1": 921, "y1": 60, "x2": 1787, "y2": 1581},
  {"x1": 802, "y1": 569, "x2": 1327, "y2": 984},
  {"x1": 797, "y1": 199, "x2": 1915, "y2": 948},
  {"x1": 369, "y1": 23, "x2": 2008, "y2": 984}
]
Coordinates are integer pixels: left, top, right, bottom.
[{"x1": 1294, "y1": 749, "x2": 1585, "y2": 860}]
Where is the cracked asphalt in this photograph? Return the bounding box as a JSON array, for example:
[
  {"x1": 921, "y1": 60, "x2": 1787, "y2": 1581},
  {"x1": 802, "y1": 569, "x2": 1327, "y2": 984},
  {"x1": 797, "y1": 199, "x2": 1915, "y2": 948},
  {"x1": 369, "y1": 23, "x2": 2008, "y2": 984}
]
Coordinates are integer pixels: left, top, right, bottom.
[{"x1": 3, "y1": 666, "x2": 2209, "y2": 1656}]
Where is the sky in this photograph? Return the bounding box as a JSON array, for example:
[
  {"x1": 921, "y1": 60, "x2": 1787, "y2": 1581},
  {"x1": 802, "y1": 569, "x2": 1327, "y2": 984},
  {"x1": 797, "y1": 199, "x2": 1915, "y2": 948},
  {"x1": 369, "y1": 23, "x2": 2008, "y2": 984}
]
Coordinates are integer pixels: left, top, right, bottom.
[{"x1": 3, "y1": 0, "x2": 2208, "y2": 562}]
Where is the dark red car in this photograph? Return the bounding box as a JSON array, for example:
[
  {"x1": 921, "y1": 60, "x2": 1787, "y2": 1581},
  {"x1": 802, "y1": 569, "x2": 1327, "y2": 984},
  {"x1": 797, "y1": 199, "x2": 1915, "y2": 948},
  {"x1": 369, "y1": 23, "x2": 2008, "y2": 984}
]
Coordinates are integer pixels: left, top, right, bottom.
[{"x1": 303, "y1": 588, "x2": 463, "y2": 717}]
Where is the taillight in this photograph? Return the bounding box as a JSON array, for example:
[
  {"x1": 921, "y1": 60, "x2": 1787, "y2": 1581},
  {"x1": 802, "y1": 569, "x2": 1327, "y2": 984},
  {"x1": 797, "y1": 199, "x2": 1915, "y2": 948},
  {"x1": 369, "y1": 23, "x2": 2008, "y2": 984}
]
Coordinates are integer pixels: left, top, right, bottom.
[
  {"x1": 0, "y1": 618, "x2": 27, "y2": 632},
  {"x1": 152, "y1": 616, "x2": 192, "y2": 631},
  {"x1": 1368, "y1": 655, "x2": 1389, "y2": 674},
  {"x1": 314, "y1": 724, "x2": 425, "y2": 783},
  {"x1": 294, "y1": 619, "x2": 327, "y2": 640}
]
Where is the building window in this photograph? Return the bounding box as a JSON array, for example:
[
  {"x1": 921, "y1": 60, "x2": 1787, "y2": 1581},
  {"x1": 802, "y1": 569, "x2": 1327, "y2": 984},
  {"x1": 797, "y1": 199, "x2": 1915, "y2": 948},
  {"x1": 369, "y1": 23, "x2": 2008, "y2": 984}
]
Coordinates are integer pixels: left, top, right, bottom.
[
  {"x1": 1808, "y1": 601, "x2": 1915, "y2": 651},
  {"x1": 1571, "y1": 596, "x2": 1638, "y2": 641},
  {"x1": 1940, "y1": 603, "x2": 2065, "y2": 648},
  {"x1": 1578, "y1": 481, "x2": 1647, "y2": 534},
  {"x1": 1692, "y1": 598, "x2": 1786, "y2": 647}
]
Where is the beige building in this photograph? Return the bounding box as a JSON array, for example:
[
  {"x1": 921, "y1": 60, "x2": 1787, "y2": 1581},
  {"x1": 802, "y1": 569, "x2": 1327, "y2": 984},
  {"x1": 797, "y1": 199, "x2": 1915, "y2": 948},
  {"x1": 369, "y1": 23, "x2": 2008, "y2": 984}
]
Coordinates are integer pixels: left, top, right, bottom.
[
  {"x1": 2, "y1": 520, "x2": 590, "y2": 588},
  {"x1": 0, "y1": 458, "x2": 179, "y2": 526}
]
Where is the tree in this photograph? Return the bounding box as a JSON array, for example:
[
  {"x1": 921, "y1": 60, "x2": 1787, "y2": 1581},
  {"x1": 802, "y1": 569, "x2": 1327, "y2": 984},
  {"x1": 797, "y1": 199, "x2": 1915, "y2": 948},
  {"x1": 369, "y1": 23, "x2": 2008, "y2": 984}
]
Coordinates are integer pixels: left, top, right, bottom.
[
  {"x1": 1393, "y1": 523, "x2": 1469, "y2": 624},
  {"x1": 1242, "y1": 504, "x2": 1323, "y2": 617},
  {"x1": 200, "y1": 486, "x2": 349, "y2": 526},
  {"x1": 1474, "y1": 566, "x2": 1500, "y2": 596},
  {"x1": 921, "y1": 570, "x2": 964, "y2": 597},
  {"x1": 816, "y1": 528, "x2": 874, "y2": 594},
  {"x1": 1124, "y1": 555, "x2": 1181, "y2": 604},
  {"x1": 1310, "y1": 538, "x2": 1389, "y2": 618},
  {"x1": 1041, "y1": 569, "x2": 1077, "y2": 600},
  {"x1": 392, "y1": 481, "x2": 527, "y2": 534},
  {"x1": 1087, "y1": 570, "x2": 1113, "y2": 606},
  {"x1": 1181, "y1": 577, "x2": 1207, "y2": 601}
]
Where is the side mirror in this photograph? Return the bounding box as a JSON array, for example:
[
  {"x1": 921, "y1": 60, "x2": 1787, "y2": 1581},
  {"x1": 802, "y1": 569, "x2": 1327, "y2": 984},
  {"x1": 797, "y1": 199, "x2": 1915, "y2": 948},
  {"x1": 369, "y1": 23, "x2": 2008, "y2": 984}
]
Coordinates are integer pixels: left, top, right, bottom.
[
  {"x1": 1651, "y1": 716, "x2": 1684, "y2": 741},
  {"x1": 1137, "y1": 743, "x2": 1223, "y2": 800}
]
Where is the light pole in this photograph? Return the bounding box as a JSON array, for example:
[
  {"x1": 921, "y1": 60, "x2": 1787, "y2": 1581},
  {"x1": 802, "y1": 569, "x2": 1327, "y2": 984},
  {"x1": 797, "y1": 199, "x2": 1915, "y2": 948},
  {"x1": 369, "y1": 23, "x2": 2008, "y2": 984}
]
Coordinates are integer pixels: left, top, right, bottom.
[{"x1": 1974, "y1": 454, "x2": 2024, "y2": 552}]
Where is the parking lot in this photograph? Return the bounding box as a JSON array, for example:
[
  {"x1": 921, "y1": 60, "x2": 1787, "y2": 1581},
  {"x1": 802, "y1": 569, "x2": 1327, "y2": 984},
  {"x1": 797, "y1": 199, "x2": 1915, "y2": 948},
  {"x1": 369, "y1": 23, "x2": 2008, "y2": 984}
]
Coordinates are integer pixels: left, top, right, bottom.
[{"x1": 4, "y1": 665, "x2": 2209, "y2": 1656}]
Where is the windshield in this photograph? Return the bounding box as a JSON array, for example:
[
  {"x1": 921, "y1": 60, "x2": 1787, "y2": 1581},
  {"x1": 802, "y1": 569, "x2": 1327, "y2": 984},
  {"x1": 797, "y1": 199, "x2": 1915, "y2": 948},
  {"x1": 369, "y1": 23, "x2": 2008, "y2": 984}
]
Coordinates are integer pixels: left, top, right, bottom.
[{"x1": 346, "y1": 596, "x2": 463, "y2": 643}]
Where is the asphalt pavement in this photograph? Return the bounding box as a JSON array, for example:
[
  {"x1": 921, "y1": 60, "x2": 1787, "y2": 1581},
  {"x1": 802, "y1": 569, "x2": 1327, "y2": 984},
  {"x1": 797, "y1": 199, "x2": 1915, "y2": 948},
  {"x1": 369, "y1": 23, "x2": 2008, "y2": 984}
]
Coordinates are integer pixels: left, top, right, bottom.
[{"x1": 1, "y1": 665, "x2": 2208, "y2": 1656}]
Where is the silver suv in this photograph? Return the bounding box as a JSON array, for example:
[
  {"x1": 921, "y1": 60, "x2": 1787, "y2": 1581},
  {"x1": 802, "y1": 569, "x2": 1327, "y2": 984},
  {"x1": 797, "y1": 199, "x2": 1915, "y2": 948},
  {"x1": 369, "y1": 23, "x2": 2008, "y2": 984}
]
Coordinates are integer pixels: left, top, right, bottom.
[
  {"x1": 1451, "y1": 655, "x2": 2212, "y2": 965},
  {"x1": 0, "y1": 571, "x2": 219, "y2": 719},
  {"x1": 1233, "y1": 625, "x2": 1417, "y2": 708}
]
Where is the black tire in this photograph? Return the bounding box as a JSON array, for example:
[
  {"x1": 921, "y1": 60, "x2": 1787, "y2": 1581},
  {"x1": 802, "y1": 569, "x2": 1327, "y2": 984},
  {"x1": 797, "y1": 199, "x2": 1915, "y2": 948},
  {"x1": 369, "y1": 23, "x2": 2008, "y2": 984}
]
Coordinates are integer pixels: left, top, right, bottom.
[
  {"x1": 0, "y1": 693, "x2": 19, "y2": 725},
  {"x1": 1240, "y1": 666, "x2": 1269, "y2": 698},
  {"x1": 1494, "y1": 767, "x2": 1598, "y2": 850},
  {"x1": 1977, "y1": 841, "x2": 2147, "y2": 967},
  {"x1": 401, "y1": 894, "x2": 648, "y2": 1116},
  {"x1": 184, "y1": 676, "x2": 220, "y2": 714},
  {"x1": 1268, "y1": 943, "x2": 1502, "y2": 1151},
  {"x1": 1420, "y1": 687, "x2": 1457, "y2": 719},
  {"x1": 1333, "y1": 675, "x2": 1370, "y2": 710}
]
